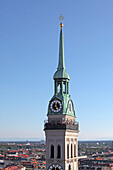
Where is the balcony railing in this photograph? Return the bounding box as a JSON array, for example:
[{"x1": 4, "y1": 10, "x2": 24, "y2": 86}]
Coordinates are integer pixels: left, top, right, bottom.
[{"x1": 44, "y1": 120, "x2": 79, "y2": 131}]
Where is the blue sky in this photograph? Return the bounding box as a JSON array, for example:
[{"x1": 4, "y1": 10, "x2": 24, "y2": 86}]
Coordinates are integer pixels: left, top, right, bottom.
[{"x1": 0, "y1": 0, "x2": 113, "y2": 141}]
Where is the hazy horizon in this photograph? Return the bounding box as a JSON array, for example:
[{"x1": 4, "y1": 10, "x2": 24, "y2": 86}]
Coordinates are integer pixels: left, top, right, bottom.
[{"x1": 0, "y1": 137, "x2": 113, "y2": 142}]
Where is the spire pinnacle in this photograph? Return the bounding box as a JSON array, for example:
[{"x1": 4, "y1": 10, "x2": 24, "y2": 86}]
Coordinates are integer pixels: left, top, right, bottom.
[
  {"x1": 58, "y1": 14, "x2": 64, "y2": 28},
  {"x1": 58, "y1": 14, "x2": 65, "y2": 70}
]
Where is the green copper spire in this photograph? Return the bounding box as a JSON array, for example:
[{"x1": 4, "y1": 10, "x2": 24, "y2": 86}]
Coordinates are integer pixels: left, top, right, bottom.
[
  {"x1": 58, "y1": 28, "x2": 65, "y2": 70},
  {"x1": 53, "y1": 19, "x2": 70, "y2": 80},
  {"x1": 47, "y1": 15, "x2": 75, "y2": 117}
]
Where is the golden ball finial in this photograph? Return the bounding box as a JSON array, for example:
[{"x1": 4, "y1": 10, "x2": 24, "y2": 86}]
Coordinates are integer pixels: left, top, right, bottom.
[{"x1": 60, "y1": 22, "x2": 63, "y2": 28}]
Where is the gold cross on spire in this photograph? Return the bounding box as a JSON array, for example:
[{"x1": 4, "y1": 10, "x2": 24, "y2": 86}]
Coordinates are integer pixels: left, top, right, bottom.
[
  {"x1": 58, "y1": 14, "x2": 64, "y2": 22},
  {"x1": 59, "y1": 14, "x2": 64, "y2": 28}
]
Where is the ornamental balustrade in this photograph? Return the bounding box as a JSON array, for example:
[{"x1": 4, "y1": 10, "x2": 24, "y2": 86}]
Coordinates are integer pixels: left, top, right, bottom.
[{"x1": 44, "y1": 120, "x2": 79, "y2": 131}]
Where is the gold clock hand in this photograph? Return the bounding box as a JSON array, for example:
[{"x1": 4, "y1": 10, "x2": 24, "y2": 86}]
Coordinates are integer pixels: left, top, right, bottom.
[{"x1": 55, "y1": 102, "x2": 58, "y2": 110}]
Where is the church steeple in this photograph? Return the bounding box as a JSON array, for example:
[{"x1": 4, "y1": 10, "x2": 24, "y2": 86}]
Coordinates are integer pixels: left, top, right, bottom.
[
  {"x1": 53, "y1": 16, "x2": 70, "y2": 80},
  {"x1": 48, "y1": 15, "x2": 75, "y2": 117},
  {"x1": 44, "y1": 16, "x2": 79, "y2": 170}
]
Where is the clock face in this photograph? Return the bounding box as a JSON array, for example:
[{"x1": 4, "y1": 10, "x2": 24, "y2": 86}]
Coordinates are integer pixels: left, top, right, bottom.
[
  {"x1": 68, "y1": 100, "x2": 72, "y2": 113},
  {"x1": 48, "y1": 164, "x2": 63, "y2": 170},
  {"x1": 50, "y1": 100, "x2": 62, "y2": 113}
]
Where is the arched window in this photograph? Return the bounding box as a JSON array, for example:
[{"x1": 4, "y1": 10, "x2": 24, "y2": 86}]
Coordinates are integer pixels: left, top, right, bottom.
[
  {"x1": 69, "y1": 165, "x2": 71, "y2": 170},
  {"x1": 50, "y1": 145, "x2": 54, "y2": 158},
  {"x1": 63, "y1": 82, "x2": 66, "y2": 93},
  {"x1": 71, "y1": 144, "x2": 73, "y2": 158},
  {"x1": 57, "y1": 145, "x2": 61, "y2": 158},
  {"x1": 67, "y1": 144, "x2": 69, "y2": 159},
  {"x1": 74, "y1": 144, "x2": 76, "y2": 157},
  {"x1": 57, "y1": 83, "x2": 61, "y2": 94},
  {"x1": 67, "y1": 82, "x2": 69, "y2": 94}
]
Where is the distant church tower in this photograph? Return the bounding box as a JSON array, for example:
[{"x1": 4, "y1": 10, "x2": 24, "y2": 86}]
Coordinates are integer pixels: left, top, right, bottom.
[{"x1": 44, "y1": 15, "x2": 79, "y2": 170}]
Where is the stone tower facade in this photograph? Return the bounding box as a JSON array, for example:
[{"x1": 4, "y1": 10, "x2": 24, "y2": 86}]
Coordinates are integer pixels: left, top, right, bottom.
[{"x1": 44, "y1": 17, "x2": 79, "y2": 170}]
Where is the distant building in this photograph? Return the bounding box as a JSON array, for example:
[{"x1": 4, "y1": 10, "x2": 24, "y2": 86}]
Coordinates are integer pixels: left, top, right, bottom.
[
  {"x1": 78, "y1": 158, "x2": 113, "y2": 170},
  {"x1": 40, "y1": 140, "x2": 45, "y2": 145}
]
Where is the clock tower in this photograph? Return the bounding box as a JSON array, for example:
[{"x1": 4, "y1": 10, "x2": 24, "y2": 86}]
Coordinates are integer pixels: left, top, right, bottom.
[{"x1": 44, "y1": 15, "x2": 79, "y2": 170}]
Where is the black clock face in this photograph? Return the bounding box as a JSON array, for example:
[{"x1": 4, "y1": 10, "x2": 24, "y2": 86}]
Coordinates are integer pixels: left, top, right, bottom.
[
  {"x1": 50, "y1": 100, "x2": 62, "y2": 113},
  {"x1": 48, "y1": 164, "x2": 63, "y2": 170}
]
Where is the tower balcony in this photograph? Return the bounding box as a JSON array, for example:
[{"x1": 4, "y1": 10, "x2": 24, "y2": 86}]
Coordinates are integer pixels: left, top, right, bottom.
[{"x1": 44, "y1": 120, "x2": 79, "y2": 131}]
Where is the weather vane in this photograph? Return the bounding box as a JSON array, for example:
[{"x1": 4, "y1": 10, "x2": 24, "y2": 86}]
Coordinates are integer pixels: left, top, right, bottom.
[{"x1": 59, "y1": 14, "x2": 64, "y2": 28}]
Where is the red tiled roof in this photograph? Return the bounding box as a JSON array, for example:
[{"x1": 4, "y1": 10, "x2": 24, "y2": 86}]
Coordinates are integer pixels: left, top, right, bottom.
[
  {"x1": 4, "y1": 166, "x2": 18, "y2": 170},
  {"x1": 43, "y1": 162, "x2": 46, "y2": 165},
  {"x1": 96, "y1": 157, "x2": 102, "y2": 160}
]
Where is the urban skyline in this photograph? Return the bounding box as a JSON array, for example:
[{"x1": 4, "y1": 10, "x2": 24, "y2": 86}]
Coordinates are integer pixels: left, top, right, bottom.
[{"x1": 0, "y1": 0, "x2": 113, "y2": 141}]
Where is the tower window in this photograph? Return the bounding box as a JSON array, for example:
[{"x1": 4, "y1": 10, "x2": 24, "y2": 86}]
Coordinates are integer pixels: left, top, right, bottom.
[
  {"x1": 67, "y1": 144, "x2": 69, "y2": 159},
  {"x1": 50, "y1": 145, "x2": 54, "y2": 158},
  {"x1": 74, "y1": 144, "x2": 76, "y2": 157},
  {"x1": 57, "y1": 145, "x2": 61, "y2": 158},
  {"x1": 63, "y1": 82, "x2": 66, "y2": 93},
  {"x1": 67, "y1": 82, "x2": 69, "y2": 94},
  {"x1": 71, "y1": 144, "x2": 73, "y2": 158},
  {"x1": 69, "y1": 165, "x2": 71, "y2": 170},
  {"x1": 57, "y1": 83, "x2": 61, "y2": 93}
]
